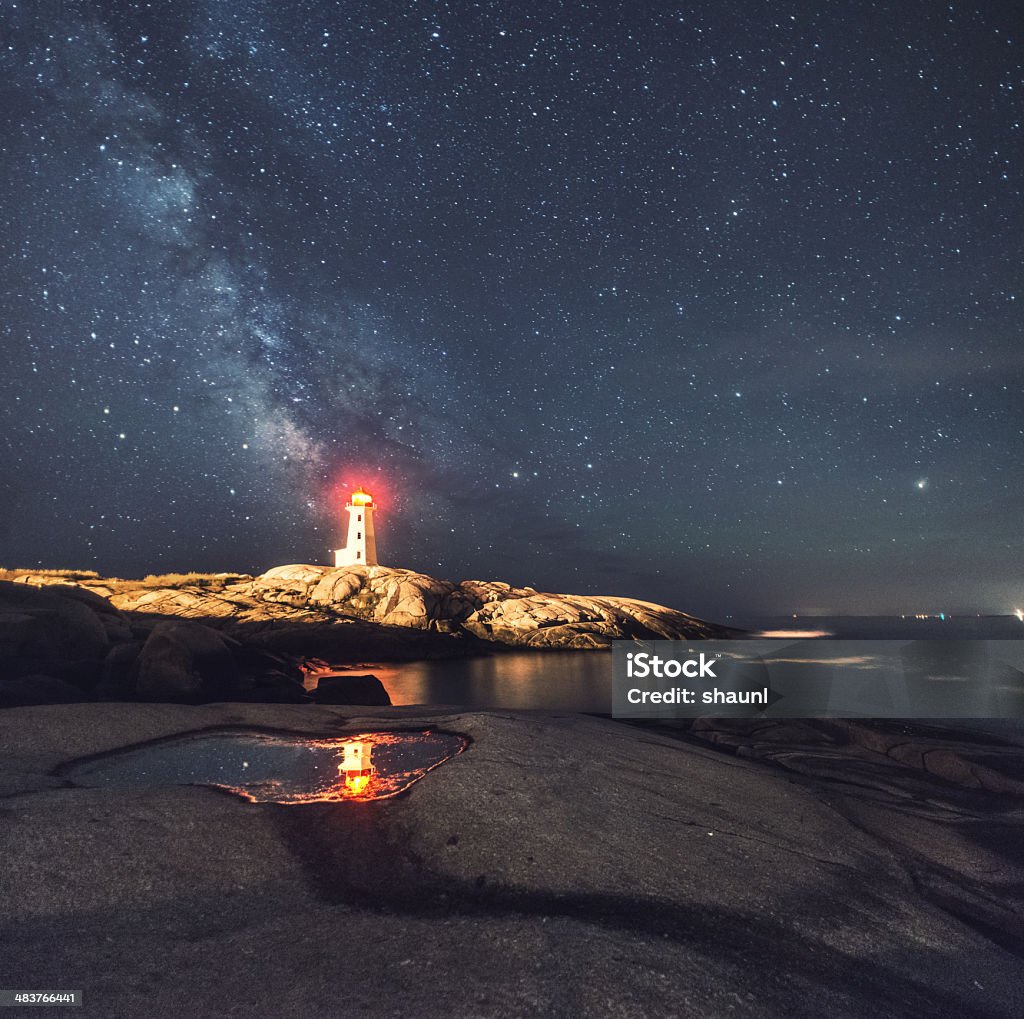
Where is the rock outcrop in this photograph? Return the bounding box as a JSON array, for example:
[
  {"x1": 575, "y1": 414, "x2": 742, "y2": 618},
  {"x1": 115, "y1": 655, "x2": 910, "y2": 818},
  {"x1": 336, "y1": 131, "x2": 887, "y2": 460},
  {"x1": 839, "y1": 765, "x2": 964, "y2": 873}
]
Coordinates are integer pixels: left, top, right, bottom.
[
  {"x1": 0, "y1": 579, "x2": 307, "y2": 707},
  {"x1": 313, "y1": 673, "x2": 391, "y2": 706},
  {"x1": 252, "y1": 564, "x2": 729, "y2": 647},
  {"x1": 3, "y1": 564, "x2": 728, "y2": 646},
  {"x1": 134, "y1": 621, "x2": 241, "y2": 702},
  {"x1": 0, "y1": 565, "x2": 731, "y2": 706}
]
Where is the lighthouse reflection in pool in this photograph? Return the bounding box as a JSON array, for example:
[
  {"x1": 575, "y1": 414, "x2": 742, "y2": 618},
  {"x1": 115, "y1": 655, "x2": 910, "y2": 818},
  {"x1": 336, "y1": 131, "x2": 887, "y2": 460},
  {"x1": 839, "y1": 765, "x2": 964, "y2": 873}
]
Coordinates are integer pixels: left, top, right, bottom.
[{"x1": 63, "y1": 729, "x2": 466, "y2": 804}]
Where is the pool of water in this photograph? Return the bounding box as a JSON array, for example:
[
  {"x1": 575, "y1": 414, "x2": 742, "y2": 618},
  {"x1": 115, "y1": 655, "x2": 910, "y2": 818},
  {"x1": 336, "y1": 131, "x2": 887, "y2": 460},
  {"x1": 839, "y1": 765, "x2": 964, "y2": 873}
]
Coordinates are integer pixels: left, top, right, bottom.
[{"x1": 62, "y1": 729, "x2": 467, "y2": 803}]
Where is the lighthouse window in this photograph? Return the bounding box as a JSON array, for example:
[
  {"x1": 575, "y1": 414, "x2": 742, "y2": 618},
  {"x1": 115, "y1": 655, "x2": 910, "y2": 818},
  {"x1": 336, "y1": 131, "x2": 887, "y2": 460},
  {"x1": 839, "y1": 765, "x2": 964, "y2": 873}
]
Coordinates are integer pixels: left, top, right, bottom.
[
  {"x1": 357, "y1": 514, "x2": 362, "y2": 522},
  {"x1": 356, "y1": 551, "x2": 361, "y2": 560},
  {"x1": 357, "y1": 532, "x2": 361, "y2": 539}
]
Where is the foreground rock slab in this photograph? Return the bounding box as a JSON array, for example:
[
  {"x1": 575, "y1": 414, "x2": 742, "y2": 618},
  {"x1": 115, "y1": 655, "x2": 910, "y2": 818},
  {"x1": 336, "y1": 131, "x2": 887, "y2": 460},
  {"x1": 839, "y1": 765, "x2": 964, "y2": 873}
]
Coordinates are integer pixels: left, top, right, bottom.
[{"x1": 1, "y1": 704, "x2": 1022, "y2": 1018}]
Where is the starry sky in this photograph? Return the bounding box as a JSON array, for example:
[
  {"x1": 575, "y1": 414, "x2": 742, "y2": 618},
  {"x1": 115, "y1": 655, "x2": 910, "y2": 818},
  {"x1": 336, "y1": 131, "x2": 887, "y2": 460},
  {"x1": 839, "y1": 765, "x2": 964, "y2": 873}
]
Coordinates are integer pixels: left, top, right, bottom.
[{"x1": 1, "y1": 0, "x2": 1021, "y2": 619}]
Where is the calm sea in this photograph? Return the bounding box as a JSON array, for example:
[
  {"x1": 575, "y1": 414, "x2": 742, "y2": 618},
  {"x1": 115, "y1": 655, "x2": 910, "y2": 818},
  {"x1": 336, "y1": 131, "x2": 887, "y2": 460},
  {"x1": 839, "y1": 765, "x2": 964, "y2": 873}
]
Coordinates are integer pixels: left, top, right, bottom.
[
  {"x1": 317, "y1": 615, "x2": 1024, "y2": 714},
  {"x1": 737, "y1": 614, "x2": 1024, "y2": 640}
]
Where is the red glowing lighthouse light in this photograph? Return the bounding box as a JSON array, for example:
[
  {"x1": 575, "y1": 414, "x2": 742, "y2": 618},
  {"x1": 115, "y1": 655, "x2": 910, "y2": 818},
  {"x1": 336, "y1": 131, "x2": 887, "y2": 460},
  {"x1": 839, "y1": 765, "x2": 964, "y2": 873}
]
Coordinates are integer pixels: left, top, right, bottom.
[{"x1": 334, "y1": 484, "x2": 379, "y2": 567}]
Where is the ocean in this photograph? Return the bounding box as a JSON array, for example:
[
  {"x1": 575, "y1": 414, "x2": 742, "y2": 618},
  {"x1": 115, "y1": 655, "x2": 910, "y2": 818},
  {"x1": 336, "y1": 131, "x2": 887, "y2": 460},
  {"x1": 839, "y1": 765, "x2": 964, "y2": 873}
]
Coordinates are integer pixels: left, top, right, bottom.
[
  {"x1": 735, "y1": 614, "x2": 1024, "y2": 640},
  {"x1": 315, "y1": 615, "x2": 1024, "y2": 713}
]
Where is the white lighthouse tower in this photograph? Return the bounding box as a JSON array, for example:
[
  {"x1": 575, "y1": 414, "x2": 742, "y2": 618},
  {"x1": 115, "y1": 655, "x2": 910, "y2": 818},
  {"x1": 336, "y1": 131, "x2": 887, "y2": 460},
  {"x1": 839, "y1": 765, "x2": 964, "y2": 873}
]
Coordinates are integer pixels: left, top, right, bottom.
[{"x1": 334, "y1": 487, "x2": 378, "y2": 567}]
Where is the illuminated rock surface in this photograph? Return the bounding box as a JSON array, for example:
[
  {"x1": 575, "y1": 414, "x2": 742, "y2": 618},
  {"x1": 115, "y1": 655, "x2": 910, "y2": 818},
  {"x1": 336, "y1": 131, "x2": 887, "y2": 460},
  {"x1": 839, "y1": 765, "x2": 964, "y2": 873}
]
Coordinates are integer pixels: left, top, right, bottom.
[
  {"x1": 0, "y1": 568, "x2": 731, "y2": 705},
  {"x1": 2, "y1": 565, "x2": 727, "y2": 645},
  {"x1": 1, "y1": 703, "x2": 1022, "y2": 1017}
]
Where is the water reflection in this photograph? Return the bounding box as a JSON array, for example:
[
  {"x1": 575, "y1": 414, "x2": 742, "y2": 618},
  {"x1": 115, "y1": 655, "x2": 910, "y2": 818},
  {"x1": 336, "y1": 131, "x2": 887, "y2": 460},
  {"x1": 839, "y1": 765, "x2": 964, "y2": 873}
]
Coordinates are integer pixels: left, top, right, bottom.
[
  {"x1": 63, "y1": 729, "x2": 466, "y2": 803},
  {"x1": 338, "y1": 739, "x2": 375, "y2": 797},
  {"x1": 308, "y1": 652, "x2": 614, "y2": 713}
]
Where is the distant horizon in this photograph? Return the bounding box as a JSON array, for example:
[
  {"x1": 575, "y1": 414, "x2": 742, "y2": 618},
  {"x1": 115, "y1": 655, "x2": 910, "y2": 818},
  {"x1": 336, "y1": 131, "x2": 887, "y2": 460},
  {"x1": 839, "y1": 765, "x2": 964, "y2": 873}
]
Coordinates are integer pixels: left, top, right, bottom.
[{"x1": 733, "y1": 611, "x2": 1024, "y2": 621}]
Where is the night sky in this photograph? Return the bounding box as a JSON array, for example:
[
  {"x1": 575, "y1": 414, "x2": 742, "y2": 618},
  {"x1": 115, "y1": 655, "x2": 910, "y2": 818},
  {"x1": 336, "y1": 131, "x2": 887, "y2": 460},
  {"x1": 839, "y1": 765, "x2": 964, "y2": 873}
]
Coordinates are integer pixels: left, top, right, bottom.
[{"x1": 2, "y1": 1, "x2": 1021, "y2": 619}]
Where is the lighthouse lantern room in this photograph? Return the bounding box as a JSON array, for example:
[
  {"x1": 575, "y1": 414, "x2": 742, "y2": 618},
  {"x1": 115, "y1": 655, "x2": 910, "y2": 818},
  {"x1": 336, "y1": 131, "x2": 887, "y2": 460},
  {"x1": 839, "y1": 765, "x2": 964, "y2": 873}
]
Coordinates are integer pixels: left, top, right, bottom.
[{"x1": 334, "y1": 487, "x2": 378, "y2": 567}]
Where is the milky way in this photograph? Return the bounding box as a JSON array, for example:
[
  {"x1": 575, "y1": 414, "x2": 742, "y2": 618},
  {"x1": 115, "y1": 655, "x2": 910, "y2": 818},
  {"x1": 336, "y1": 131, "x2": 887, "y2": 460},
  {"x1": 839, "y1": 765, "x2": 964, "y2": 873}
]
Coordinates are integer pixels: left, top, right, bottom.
[{"x1": 2, "y1": 1, "x2": 1021, "y2": 617}]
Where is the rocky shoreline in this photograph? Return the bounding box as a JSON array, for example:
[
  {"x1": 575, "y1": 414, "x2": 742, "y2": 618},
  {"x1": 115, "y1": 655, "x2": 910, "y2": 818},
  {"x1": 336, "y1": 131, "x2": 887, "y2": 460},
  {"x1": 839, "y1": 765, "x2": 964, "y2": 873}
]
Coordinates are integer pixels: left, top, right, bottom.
[
  {"x1": 3, "y1": 570, "x2": 1023, "y2": 1016},
  {"x1": 0, "y1": 564, "x2": 731, "y2": 708}
]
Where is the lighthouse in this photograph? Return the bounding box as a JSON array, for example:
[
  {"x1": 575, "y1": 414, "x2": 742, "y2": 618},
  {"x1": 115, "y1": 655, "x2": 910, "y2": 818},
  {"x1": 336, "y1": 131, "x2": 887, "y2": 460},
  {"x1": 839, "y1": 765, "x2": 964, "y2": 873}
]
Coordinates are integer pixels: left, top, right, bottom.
[{"x1": 334, "y1": 487, "x2": 378, "y2": 567}]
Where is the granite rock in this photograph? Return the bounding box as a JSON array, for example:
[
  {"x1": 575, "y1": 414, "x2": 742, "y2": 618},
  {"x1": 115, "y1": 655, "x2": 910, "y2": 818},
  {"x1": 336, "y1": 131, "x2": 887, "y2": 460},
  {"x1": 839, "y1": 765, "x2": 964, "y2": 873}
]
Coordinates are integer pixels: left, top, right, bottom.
[
  {"x1": 135, "y1": 622, "x2": 240, "y2": 702},
  {"x1": 1, "y1": 704, "x2": 1022, "y2": 1017}
]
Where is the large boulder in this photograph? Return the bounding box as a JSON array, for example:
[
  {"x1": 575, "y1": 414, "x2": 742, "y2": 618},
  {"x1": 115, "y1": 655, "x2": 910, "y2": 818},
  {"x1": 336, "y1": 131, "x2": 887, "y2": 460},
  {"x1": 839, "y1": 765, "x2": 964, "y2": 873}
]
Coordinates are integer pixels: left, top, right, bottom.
[
  {"x1": 0, "y1": 581, "x2": 110, "y2": 661},
  {"x1": 313, "y1": 673, "x2": 391, "y2": 705},
  {"x1": 0, "y1": 611, "x2": 51, "y2": 660},
  {"x1": 134, "y1": 622, "x2": 240, "y2": 701},
  {"x1": 47, "y1": 584, "x2": 134, "y2": 643},
  {"x1": 95, "y1": 641, "x2": 143, "y2": 701}
]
